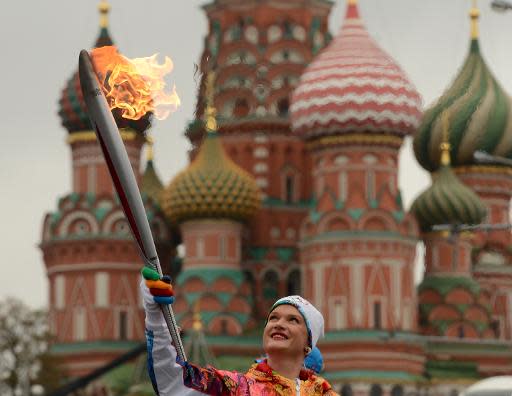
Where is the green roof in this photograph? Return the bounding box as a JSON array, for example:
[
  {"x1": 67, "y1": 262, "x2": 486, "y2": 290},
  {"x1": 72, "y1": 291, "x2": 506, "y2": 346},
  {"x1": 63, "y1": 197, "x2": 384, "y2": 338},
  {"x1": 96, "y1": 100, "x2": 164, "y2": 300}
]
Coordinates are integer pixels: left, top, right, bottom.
[
  {"x1": 418, "y1": 275, "x2": 481, "y2": 296},
  {"x1": 177, "y1": 268, "x2": 244, "y2": 286},
  {"x1": 51, "y1": 340, "x2": 140, "y2": 354}
]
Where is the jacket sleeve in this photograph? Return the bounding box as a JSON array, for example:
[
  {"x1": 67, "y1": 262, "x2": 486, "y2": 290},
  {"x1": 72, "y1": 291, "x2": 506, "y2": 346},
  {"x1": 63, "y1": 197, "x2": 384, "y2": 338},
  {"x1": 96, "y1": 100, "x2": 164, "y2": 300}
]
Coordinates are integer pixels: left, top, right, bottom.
[{"x1": 142, "y1": 280, "x2": 233, "y2": 395}]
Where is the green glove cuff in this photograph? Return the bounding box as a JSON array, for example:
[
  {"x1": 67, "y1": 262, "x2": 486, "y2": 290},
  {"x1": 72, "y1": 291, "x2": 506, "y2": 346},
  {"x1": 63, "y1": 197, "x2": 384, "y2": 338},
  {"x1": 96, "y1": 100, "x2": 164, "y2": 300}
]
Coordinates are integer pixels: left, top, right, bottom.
[{"x1": 141, "y1": 266, "x2": 160, "y2": 281}]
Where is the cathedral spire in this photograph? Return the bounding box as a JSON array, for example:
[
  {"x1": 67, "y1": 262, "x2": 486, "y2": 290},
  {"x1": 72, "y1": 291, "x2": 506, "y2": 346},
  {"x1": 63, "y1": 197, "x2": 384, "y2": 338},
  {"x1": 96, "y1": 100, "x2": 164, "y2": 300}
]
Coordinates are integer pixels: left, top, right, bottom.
[
  {"x1": 470, "y1": 0, "x2": 480, "y2": 40},
  {"x1": 99, "y1": 0, "x2": 110, "y2": 29},
  {"x1": 204, "y1": 71, "x2": 218, "y2": 134}
]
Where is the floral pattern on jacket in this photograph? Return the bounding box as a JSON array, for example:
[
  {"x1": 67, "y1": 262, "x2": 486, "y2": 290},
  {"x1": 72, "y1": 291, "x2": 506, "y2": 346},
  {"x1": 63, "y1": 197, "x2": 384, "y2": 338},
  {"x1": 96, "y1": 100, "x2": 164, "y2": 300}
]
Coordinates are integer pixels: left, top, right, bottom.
[{"x1": 180, "y1": 358, "x2": 339, "y2": 395}]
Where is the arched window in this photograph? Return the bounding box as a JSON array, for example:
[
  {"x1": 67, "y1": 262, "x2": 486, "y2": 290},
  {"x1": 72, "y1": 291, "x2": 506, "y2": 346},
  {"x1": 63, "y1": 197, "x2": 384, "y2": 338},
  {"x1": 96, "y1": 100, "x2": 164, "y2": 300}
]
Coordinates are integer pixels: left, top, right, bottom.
[
  {"x1": 285, "y1": 175, "x2": 294, "y2": 203},
  {"x1": 373, "y1": 302, "x2": 382, "y2": 329},
  {"x1": 277, "y1": 98, "x2": 289, "y2": 116},
  {"x1": 458, "y1": 325, "x2": 465, "y2": 338},
  {"x1": 263, "y1": 271, "x2": 279, "y2": 300},
  {"x1": 234, "y1": 98, "x2": 249, "y2": 117},
  {"x1": 119, "y1": 311, "x2": 128, "y2": 340},
  {"x1": 220, "y1": 319, "x2": 228, "y2": 335},
  {"x1": 491, "y1": 319, "x2": 501, "y2": 338},
  {"x1": 340, "y1": 385, "x2": 353, "y2": 396},
  {"x1": 370, "y1": 384, "x2": 383, "y2": 396},
  {"x1": 287, "y1": 270, "x2": 301, "y2": 295},
  {"x1": 391, "y1": 385, "x2": 404, "y2": 396}
]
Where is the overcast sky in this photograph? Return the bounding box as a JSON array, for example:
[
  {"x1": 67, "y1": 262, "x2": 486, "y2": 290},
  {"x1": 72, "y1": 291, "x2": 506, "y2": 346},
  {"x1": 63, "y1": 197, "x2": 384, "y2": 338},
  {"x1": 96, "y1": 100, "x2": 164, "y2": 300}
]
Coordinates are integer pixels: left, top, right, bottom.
[{"x1": 1, "y1": 0, "x2": 511, "y2": 309}]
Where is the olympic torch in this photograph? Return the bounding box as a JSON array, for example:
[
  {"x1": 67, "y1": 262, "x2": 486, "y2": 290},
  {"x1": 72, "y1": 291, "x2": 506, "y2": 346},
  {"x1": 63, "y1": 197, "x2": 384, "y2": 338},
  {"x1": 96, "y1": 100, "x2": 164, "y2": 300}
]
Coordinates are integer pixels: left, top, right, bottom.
[{"x1": 78, "y1": 49, "x2": 186, "y2": 361}]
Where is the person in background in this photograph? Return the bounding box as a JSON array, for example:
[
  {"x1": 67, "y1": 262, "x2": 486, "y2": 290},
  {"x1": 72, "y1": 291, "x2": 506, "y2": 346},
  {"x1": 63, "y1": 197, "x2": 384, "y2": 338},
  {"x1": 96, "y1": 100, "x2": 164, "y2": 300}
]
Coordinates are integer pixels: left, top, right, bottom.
[{"x1": 141, "y1": 266, "x2": 339, "y2": 395}]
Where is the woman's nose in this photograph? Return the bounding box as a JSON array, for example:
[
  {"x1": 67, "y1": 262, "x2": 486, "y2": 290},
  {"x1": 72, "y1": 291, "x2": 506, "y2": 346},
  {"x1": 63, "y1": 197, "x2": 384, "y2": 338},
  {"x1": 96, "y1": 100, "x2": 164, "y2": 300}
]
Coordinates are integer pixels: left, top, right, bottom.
[{"x1": 274, "y1": 318, "x2": 286, "y2": 328}]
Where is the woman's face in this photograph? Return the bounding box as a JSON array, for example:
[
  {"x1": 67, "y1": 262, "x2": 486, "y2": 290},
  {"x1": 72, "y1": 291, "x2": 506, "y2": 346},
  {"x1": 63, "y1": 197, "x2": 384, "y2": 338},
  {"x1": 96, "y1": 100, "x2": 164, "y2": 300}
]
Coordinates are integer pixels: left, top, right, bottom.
[{"x1": 263, "y1": 304, "x2": 309, "y2": 358}]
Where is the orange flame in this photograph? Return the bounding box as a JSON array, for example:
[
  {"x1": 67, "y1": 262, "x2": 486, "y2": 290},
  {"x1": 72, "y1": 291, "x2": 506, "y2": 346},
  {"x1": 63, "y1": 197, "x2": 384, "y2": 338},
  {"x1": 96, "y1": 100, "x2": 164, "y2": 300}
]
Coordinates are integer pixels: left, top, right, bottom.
[{"x1": 90, "y1": 46, "x2": 180, "y2": 120}]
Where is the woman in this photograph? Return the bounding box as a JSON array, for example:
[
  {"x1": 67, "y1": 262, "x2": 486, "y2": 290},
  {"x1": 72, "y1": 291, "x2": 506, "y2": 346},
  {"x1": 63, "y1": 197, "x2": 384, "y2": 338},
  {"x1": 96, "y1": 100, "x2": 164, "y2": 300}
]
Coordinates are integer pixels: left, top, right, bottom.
[{"x1": 141, "y1": 267, "x2": 338, "y2": 395}]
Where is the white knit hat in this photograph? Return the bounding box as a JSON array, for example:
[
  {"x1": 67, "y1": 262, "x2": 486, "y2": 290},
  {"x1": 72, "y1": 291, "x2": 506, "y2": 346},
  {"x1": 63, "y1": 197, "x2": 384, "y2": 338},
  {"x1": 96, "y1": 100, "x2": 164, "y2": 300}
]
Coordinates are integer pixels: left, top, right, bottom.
[{"x1": 269, "y1": 295, "x2": 325, "y2": 349}]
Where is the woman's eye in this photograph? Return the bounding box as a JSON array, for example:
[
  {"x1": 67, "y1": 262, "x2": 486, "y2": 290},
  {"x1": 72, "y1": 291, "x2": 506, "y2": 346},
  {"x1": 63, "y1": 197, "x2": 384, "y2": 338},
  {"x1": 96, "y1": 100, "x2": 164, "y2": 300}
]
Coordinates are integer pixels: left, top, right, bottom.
[{"x1": 290, "y1": 317, "x2": 299, "y2": 323}]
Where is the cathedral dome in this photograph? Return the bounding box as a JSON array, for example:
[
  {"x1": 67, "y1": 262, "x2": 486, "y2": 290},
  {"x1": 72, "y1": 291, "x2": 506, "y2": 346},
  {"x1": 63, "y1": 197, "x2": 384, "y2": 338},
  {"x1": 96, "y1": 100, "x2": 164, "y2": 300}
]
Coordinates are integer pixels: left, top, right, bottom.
[
  {"x1": 58, "y1": 1, "x2": 151, "y2": 135},
  {"x1": 414, "y1": 6, "x2": 512, "y2": 172},
  {"x1": 162, "y1": 132, "x2": 261, "y2": 224},
  {"x1": 411, "y1": 136, "x2": 486, "y2": 232},
  {"x1": 290, "y1": 0, "x2": 422, "y2": 140}
]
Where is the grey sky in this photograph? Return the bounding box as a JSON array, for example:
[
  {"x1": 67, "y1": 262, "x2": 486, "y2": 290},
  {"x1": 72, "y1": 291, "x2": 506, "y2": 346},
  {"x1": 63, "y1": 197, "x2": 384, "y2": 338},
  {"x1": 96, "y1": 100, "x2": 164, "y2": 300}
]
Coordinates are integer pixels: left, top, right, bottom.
[{"x1": 1, "y1": 1, "x2": 511, "y2": 308}]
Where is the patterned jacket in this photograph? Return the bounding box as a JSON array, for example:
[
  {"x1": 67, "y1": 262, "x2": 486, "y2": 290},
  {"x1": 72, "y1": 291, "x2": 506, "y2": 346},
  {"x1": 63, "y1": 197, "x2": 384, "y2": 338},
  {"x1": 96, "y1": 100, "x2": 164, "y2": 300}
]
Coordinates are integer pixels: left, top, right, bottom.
[{"x1": 146, "y1": 322, "x2": 339, "y2": 396}]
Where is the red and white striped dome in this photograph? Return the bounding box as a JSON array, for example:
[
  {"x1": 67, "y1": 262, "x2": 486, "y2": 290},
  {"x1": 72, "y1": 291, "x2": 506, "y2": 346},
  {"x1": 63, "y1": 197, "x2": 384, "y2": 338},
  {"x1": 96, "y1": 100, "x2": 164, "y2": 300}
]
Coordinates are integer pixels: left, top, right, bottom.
[{"x1": 290, "y1": 0, "x2": 422, "y2": 139}]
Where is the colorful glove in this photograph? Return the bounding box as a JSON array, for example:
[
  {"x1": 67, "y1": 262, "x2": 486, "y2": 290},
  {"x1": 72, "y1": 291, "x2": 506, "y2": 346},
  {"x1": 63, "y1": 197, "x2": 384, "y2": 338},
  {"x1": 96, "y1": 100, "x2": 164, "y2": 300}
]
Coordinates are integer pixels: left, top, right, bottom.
[{"x1": 141, "y1": 267, "x2": 175, "y2": 305}]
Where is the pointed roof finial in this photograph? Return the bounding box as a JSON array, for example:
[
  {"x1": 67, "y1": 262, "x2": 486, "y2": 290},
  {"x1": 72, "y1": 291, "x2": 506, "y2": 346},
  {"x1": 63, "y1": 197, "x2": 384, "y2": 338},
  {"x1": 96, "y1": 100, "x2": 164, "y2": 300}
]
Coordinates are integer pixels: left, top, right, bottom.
[
  {"x1": 204, "y1": 71, "x2": 218, "y2": 133},
  {"x1": 146, "y1": 134, "x2": 154, "y2": 162},
  {"x1": 192, "y1": 300, "x2": 203, "y2": 331},
  {"x1": 440, "y1": 111, "x2": 451, "y2": 167},
  {"x1": 99, "y1": 0, "x2": 110, "y2": 29},
  {"x1": 470, "y1": 0, "x2": 480, "y2": 40},
  {"x1": 345, "y1": 0, "x2": 360, "y2": 20}
]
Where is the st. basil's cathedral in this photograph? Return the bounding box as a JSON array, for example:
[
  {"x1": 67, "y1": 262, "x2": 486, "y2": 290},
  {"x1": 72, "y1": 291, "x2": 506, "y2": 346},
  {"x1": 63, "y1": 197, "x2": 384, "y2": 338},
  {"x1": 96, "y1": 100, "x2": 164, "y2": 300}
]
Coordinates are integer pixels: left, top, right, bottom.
[{"x1": 41, "y1": 0, "x2": 512, "y2": 394}]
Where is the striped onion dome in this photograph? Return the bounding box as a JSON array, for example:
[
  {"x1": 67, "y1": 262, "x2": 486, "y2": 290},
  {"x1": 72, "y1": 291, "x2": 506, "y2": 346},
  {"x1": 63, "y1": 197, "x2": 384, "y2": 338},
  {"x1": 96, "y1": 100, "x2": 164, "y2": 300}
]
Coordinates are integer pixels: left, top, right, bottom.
[
  {"x1": 161, "y1": 132, "x2": 261, "y2": 224},
  {"x1": 411, "y1": 144, "x2": 486, "y2": 232},
  {"x1": 414, "y1": 7, "x2": 512, "y2": 172},
  {"x1": 290, "y1": 0, "x2": 422, "y2": 139},
  {"x1": 58, "y1": 2, "x2": 151, "y2": 134}
]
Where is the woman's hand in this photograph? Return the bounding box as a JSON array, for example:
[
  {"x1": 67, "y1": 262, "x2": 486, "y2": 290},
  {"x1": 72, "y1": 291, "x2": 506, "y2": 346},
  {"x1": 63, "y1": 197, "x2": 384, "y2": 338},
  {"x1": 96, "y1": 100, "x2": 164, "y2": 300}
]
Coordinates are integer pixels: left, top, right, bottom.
[{"x1": 141, "y1": 267, "x2": 175, "y2": 306}]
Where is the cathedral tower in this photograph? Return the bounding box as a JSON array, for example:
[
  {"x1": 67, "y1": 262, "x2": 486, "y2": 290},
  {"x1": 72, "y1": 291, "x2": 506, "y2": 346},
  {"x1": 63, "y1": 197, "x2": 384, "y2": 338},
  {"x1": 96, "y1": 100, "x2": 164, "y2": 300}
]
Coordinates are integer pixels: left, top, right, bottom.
[
  {"x1": 290, "y1": 0, "x2": 425, "y2": 388},
  {"x1": 40, "y1": 1, "x2": 172, "y2": 377}
]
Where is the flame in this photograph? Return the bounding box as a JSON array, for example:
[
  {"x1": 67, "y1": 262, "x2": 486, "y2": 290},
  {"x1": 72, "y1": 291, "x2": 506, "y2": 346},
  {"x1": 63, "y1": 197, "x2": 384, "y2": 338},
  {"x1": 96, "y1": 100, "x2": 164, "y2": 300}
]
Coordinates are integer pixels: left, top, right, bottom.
[{"x1": 90, "y1": 46, "x2": 180, "y2": 120}]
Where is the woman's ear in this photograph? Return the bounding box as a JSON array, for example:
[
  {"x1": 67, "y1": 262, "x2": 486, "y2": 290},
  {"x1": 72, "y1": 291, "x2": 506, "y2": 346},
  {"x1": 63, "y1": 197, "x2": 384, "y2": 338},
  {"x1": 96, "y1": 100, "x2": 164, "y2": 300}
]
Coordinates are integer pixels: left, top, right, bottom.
[{"x1": 304, "y1": 346, "x2": 312, "y2": 356}]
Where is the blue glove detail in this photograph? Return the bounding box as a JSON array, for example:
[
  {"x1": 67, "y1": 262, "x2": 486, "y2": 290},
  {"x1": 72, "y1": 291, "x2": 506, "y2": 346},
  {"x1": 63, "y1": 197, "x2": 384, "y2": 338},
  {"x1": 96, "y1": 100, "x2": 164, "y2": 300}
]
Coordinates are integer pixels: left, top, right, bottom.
[{"x1": 154, "y1": 296, "x2": 175, "y2": 305}]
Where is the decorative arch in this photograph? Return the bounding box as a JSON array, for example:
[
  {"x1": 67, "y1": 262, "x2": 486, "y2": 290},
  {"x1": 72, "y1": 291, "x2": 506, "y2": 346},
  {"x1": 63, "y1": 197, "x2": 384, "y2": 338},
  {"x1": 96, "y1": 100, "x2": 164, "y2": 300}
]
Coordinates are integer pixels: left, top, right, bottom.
[
  {"x1": 226, "y1": 296, "x2": 252, "y2": 314},
  {"x1": 317, "y1": 212, "x2": 355, "y2": 234},
  {"x1": 428, "y1": 304, "x2": 461, "y2": 321},
  {"x1": 464, "y1": 305, "x2": 490, "y2": 323},
  {"x1": 208, "y1": 315, "x2": 242, "y2": 335},
  {"x1": 211, "y1": 277, "x2": 237, "y2": 293},
  {"x1": 359, "y1": 211, "x2": 398, "y2": 232},
  {"x1": 218, "y1": 41, "x2": 259, "y2": 64},
  {"x1": 265, "y1": 41, "x2": 311, "y2": 64},
  {"x1": 42, "y1": 214, "x2": 53, "y2": 241},
  {"x1": 58, "y1": 211, "x2": 99, "y2": 237},
  {"x1": 101, "y1": 209, "x2": 130, "y2": 235},
  {"x1": 198, "y1": 294, "x2": 224, "y2": 312},
  {"x1": 445, "y1": 321, "x2": 479, "y2": 338},
  {"x1": 181, "y1": 277, "x2": 207, "y2": 293},
  {"x1": 445, "y1": 288, "x2": 475, "y2": 305}
]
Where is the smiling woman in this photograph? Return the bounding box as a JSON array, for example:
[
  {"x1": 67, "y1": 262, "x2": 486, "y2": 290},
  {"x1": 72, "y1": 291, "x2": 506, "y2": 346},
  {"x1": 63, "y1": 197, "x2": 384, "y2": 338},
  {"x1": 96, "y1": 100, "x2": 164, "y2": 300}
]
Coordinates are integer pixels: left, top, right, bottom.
[{"x1": 141, "y1": 268, "x2": 339, "y2": 395}]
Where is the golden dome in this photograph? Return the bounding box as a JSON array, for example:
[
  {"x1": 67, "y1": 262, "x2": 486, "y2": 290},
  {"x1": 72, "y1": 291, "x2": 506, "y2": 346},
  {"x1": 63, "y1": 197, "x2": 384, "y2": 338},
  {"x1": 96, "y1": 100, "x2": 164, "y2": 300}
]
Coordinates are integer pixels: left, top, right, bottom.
[{"x1": 162, "y1": 132, "x2": 260, "y2": 224}]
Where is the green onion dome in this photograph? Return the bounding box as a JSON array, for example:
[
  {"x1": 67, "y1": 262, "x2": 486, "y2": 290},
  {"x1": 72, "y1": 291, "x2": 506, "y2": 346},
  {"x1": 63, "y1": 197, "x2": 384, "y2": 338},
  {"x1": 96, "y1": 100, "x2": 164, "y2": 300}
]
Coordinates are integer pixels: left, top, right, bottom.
[
  {"x1": 414, "y1": 7, "x2": 512, "y2": 172},
  {"x1": 161, "y1": 132, "x2": 261, "y2": 224},
  {"x1": 58, "y1": 2, "x2": 151, "y2": 135},
  {"x1": 411, "y1": 143, "x2": 487, "y2": 232}
]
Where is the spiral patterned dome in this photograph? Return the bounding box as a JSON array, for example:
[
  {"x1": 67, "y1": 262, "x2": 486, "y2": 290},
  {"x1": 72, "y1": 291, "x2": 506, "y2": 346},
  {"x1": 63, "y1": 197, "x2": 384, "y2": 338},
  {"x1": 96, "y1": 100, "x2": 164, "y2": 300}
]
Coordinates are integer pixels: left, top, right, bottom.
[
  {"x1": 290, "y1": 0, "x2": 422, "y2": 139},
  {"x1": 58, "y1": 3, "x2": 151, "y2": 135},
  {"x1": 414, "y1": 8, "x2": 512, "y2": 172},
  {"x1": 411, "y1": 147, "x2": 487, "y2": 232},
  {"x1": 162, "y1": 132, "x2": 261, "y2": 224}
]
